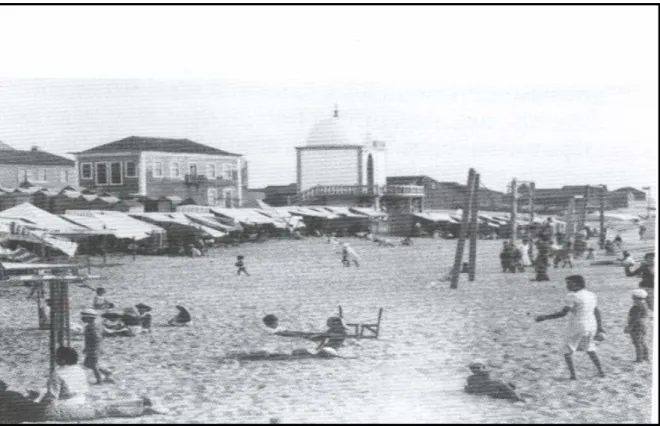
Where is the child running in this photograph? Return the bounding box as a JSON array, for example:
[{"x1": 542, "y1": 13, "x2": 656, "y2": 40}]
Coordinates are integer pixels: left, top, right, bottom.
[
  {"x1": 625, "y1": 289, "x2": 650, "y2": 362},
  {"x1": 235, "y1": 255, "x2": 250, "y2": 276}
]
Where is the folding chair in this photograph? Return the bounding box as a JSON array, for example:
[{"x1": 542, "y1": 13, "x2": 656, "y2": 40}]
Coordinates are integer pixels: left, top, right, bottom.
[{"x1": 338, "y1": 305, "x2": 384, "y2": 339}]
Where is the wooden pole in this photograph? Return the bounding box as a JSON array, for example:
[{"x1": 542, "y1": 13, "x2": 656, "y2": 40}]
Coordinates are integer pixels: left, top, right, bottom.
[
  {"x1": 49, "y1": 281, "x2": 56, "y2": 374},
  {"x1": 510, "y1": 178, "x2": 518, "y2": 245},
  {"x1": 565, "y1": 197, "x2": 576, "y2": 241},
  {"x1": 450, "y1": 168, "x2": 476, "y2": 289},
  {"x1": 468, "y1": 173, "x2": 480, "y2": 282},
  {"x1": 599, "y1": 185, "x2": 606, "y2": 249}
]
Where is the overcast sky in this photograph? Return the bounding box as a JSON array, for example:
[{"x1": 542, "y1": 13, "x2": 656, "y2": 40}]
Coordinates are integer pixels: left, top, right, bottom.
[{"x1": 0, "y1": 6, "x2": 657, "y2": 196}]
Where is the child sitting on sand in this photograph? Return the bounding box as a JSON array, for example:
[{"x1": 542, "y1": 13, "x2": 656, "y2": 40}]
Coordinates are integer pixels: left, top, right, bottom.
[
  {"x1": 625, "y1": 289, "x2": 650, "y2": 362},
  {"x1": 92, "y1": 288, "x2": 114, "y2": 310},
  {"x1": 464, "y1": 360, "x2": 524, "y2": 402},
  {"x1": 168, "y1": 305, "x2": 192, "y2": 326}
]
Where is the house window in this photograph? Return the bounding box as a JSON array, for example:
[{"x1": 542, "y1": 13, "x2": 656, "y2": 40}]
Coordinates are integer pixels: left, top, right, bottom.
[
  {"x1": 17, "y1": 168, "x2": 26, "y2": 183},
  {"x1": 37, "y1": 169, "x2": 47, "y2": 182},
  {"x1": 125, "y1": 161, "x2": 137, "y2": 178},
  {"x1": 189, "y1": 163, "x2": 197, "y2": 176},
  {"x1": 207, "y1": 164, "x2": 216, "y2": 179},
  {"x1": 96, "y1": 163, "x2": 108, "y2": 184},
  {"x1": 153, "y1": 161, "x2": 163, "y2": 178},
  {"x1": 81, "y1": 163, "x2": 92, "y2": 179},
  {"x1": 110, "y1": 162, "x2": 122, "y2": 184},
  {"x1": 223, "y1": 188, "x2": 234, "y2": 208},
  {"x1": 208, "y1": 188, "x2": 217, "y2": 206},
  {"x1": 222, "y1": 163, "x2": 232, "y2": 180},
  {"x1": 59, "y1": 170, "x2": 69, "y2": 182},
  {"x1": 27, "y1": 169, "x2": 36, "y2": 182},
  {"x1": 171, "y1": 162, "x2": 180, "y2": 178}
]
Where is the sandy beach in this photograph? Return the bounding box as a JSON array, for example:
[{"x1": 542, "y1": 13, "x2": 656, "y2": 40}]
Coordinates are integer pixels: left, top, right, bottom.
[{"x1": 0, "y1": 232, "x2": 654, "y2": 423}]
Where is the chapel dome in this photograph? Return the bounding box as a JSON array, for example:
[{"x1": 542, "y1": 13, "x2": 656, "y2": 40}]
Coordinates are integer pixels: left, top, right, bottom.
[{"x1": 306, "y1": 108, "x2": 364, "y2": 146}]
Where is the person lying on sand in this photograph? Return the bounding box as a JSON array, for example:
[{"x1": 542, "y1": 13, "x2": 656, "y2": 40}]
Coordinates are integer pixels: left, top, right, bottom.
[
  {"x1": 36, "y1": 346, "x2": 168, "y2": 421},
  {"x1": 463, "y1": 360, "x2": 524, "y2": 402},
  {"x1": 227, "y1": 316, "x2": 348, "y2": 361}
]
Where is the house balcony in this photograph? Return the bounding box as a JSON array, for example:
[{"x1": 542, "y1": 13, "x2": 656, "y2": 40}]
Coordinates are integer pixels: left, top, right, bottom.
[
  {"x1": 184, "y1": 174, "x2": 208, "y2": 186},
  {"x1": 298, "y1": 184, "x2": 424, "y2": 202}
]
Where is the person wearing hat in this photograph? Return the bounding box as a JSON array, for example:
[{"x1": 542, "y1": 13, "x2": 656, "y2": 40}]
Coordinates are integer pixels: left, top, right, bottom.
[
  {"x1": 535, "y1": 275, "x2": 606, "y2": 380},
  {"x1": 464, "y1": 360, "x2": 524, "y2": 402},
  {"x1": 81, "y1": 309, "x2": 113, "y2": 385},
  {"x1": 625, "y1": 289, "x2": 650, "y2": 362}
]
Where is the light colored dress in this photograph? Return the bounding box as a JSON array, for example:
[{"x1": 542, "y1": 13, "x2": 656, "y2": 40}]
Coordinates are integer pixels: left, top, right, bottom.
[
  {"x1": 518, "y1": 243, "x2": 532, "y2": 266},
  {"x1": 564, "y1": 289, "x2": 598, "y2": 353}
]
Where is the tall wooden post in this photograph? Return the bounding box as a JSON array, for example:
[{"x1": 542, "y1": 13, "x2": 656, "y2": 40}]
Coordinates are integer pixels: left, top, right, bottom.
[
  {"x1": 510, "y1": 178, "x2": 518, "y2": 244},
  {"x1": 599, "y1": 185, "x2": 606, "y2": 249},
  {"x1": 565, "y1": 197, "x2": 576, "y2": 241},
  {"x1": 529, "y1": 182, "x2": 535, "y2": 224},
  {"x1": 468, "y1": 173, "x2": 480, "y2": 282},
  {"x1": 49, "y1": 281, "x2": 58, "y2": 374},
  {"x1": 450, "y1": 168, "x2": 476, "y2": 289}
]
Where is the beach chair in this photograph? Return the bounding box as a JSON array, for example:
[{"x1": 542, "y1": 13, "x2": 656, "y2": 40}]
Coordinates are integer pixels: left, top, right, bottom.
[{"x1": 338, "y1": 305, "x2": 384, "y2": 339}]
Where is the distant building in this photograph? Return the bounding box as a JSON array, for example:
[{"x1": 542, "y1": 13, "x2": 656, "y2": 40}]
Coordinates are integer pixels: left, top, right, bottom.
[
  {"x1": 0, "y1": 145, "x2": 77, "y2": 189},
  {"x1": 263, "y1": 183, "x2": 298, "y2": 207},
  {"x1": 74, "y1": 136, "x2": 246, "y2": 207},
  {"x1": 612, "y1": 186, "x2": 646, "y2": 201}
]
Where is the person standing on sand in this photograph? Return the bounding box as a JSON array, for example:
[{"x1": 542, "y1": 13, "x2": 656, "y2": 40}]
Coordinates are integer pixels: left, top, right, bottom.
[
  {"x1": 535, "y1": 275, "x2": 606, "y2": 380},
  {"x1": 81, "y1": 309, "x2": 114, "y2": 385},
  {"x1": 625, "y1": 252, "x2": 654, "y2": 311},
  {"x1": 532, "y1": 240, "x2": 551, "y2": 281},
  {"x1": 624, "y1": 289, "x2": 650, "y2": 362}
]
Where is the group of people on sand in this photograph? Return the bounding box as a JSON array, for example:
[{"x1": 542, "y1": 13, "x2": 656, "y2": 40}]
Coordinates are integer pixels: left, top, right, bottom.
[{"x1": 468, "y1": 269, "x2": 653, "y2": 404}]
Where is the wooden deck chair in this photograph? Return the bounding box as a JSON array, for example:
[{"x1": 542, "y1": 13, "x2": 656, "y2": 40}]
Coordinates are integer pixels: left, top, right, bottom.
[{"x1": 338, "y1": 306, "x2": 384, "y2": 339}]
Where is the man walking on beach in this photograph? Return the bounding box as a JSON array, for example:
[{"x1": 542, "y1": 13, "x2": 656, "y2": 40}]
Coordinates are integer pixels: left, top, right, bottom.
[{"x1": 535, "y1": 275, "x2": 606, "y2": 380}]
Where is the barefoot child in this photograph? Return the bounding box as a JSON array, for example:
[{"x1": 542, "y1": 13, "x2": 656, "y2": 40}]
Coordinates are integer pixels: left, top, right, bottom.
[
  {"x1": 625, "y1": 289, "x2": 649, "y2": 362},
  {"x1": 80, "y1": 309, "x2": 114, "y2": 384},
  {"x1": 92, "y1": 287, "x2": 114, "y2": 310},
  {"x1": 235, "y1": 255, "x2": 250, "y2": 276},
  {"x1": 535, "y1": 275, "x2": 606, "y2": 380},
  {"x1": 464, "y1": 360, "x2": 524, "y2": 402}
]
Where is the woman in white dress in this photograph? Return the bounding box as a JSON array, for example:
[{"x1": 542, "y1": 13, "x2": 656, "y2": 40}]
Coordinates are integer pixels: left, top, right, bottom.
[{"x1": 518, "y1": 239, "x2": 533, "y2": 267}]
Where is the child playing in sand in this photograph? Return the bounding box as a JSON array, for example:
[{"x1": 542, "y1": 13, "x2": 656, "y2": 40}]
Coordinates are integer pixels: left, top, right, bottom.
[
  {"x1": 625, "y1": 289, "x2": 650, "y2": 362},
  {"x1": 341, "y1": 243, "x2": 360, "y2": 267},
  {"x1": 464, "y1": 360, "x2": 524, "y2": 402},
  {"x1": 535, "y1": 275, "x2": 606, "y2": 380},
  {"x1": 92, "y1": 288, "x2": 114, "y2": 310},
  {"x1": 235, "y1": 255, "x2": 250, "y2": 276},
  {"x1": 585, "y1": 247, "x2": 595, "y2": 260},
  {"x1": 136, "y1": 303, "x2": 152, "y2": 333},
  {"x1": 80, "y1": 309, "x2": 114, "y2": 384}
]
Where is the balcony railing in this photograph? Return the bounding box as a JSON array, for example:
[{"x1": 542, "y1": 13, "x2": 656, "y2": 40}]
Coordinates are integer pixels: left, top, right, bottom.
[
  {"x1": 299, "y1": 184, "x2": 424, "y2": 201},
  {"x1": 185, "y1": 174, "x2": 208, "y2": 185}
]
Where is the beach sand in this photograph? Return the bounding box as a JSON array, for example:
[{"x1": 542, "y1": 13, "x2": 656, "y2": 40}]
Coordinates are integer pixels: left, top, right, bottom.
[{"x1": 0, "y1": 231, "x2": 654, "y2": 423}]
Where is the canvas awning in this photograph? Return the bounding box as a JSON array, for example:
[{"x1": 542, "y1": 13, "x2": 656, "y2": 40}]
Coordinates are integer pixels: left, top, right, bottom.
[
  {"x1": 1, "y1": 202, "x2": 89, "y2": 235},
  {"x1": 65, "y1": 210, "x2": 165, "y2": 240},
  {"x1": 184, "y1": 213, "x2": 239, "y2": 232},
  {"x1": 210, "y1": 207, "x2": 276, "y2": 226},
  {"x1": 413, "y1": 212, "x2": 460, "y2": 223},
  {"x1": 349, "y1": 207, "x2": 388, "y2": 218},
  {"x1": 129, "y1": 212, "x2": 226, "y2": 238}
]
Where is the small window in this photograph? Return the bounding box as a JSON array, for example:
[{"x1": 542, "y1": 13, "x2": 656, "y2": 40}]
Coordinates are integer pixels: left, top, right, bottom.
[
  {"x1": 222, "y1": 164, "x2": 232, "y2": 180},
  {"x1": 110, "y1": 162, "x2": 122, "y2": 184},
  {"x1": 38, "y1": 169, "x2": 47, "y2": 181},
  {"x1": 189, "y1": 163, "x2": 197, "y2": 176},
  {"x1": 207, "y1": 164, "x2": 216, "y2": 179},
  {"x1": 153, "y1": 161, "x2": 163, "y2": 178},
  {"x1": 27, "y1": 169, "x2": 36, "y2": 182},
  {"x1": 59, "y1": 170, "x2": 68, "y2": 182},
  {"x1": 81, "y1": 163, "x2": 92, "y2": 179},
  {"x1": 171, "y1": 162, "x2": 180, "y2": 178},
  {"x1": 125, "y1": 161, "x2": 137, "y2": 178},
  {"x1": 96, "y1": 163, "x2": 108, "y2": 184}
]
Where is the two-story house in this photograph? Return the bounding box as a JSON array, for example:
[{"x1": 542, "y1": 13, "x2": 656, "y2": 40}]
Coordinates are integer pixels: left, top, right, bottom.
[
  {"x1": 0, "y1": 144, "x2": 77, "y2": 189},
  {"x1": 74, "y1": 136, "x2": 245, "y2": 207}
]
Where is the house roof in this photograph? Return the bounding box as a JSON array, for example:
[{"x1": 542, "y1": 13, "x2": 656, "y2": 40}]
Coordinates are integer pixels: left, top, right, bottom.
[
  {"x1": 0, "y1": 149, "x2": 75, "y2": 166},
  {"x1": 613, "y1": 186, "x2": 645, "y2": 194},
  {"x1": 76, "y1": 136, "x2": 240, "y2": 157}
]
